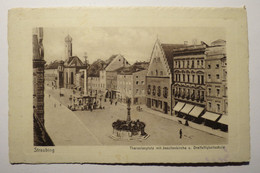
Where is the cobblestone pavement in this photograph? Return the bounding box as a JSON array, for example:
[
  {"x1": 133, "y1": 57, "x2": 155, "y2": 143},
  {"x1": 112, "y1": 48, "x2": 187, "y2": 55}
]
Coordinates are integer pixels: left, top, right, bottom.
[{"x1": 44, "y1": 86, "x2": 227, "y2": 146}]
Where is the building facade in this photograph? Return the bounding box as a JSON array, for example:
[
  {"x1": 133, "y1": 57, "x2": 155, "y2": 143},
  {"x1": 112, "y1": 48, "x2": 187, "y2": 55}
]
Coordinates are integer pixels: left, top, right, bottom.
[
  {"x1": 146, "y1": 39, "x2": 186, "y2": 115},
  {"x1": 172, "y1": 43, "x2": 207, "y2": 120},
  {"x1": 99, "y1": 54, "x2": 131, "y2": 99},
  {"x1": 205, "y1": 39, "x2": 228, "y2": 130},
  {"x1": 132, "y1": 69, "x2": 147, "y2": 105},
  {"x1": 33, "y1": 27, "x2": 54, "y2": 146},
  {"x1": 116, "y1": 64, "x2": 147, "y2": 105}
]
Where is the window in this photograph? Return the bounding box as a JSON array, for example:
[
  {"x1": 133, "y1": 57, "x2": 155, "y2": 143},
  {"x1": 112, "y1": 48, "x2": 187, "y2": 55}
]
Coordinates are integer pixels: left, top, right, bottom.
[
  {"x1": 201, "y1": 75, "x2": 204, "y2": 84},
  {"x1": 187, "y1": 74, "x2": 190, "y2": 82},
  {"x1": 187, "y1": 60, "x2": 190, "y2": 68},
  {"x1": 217, "y1": 89, "x2": 220, "y2": 96},
  {"x1": 197, "y1": 60, "x2": 200, "y2": 66},
  {"x1": 208, "y1": 102, "x2": 212, "y2": 108},
  {"x1": 183, "y1": 61, "x2": 185, "y2": 68},
  {"x1": 217, "y1": 104, "x2": 220, "y2": 112},
  {"x1": 216, "y1": 64, "x2": 219, "y2": 68},
  {"x1": 136, "y1": 76, "x2": 138, "y2": 78},
  {"x1": 152, "y1": 85, "x2": 156, "y2": 96},
  {"x1": 208, "y1": 74, "x2": 211, "y2": 80},
  {"x1": 141, "y1": 81, "x2": 144, "y2": 85},
  {"x1": 192, "y1": 75, "x2": 195, "y2": 83},
  {"x1": 216, "y1": 74, "x2": 220, "y2": 79},
  {"x1": 160, "y1": 71, "x2": 163, "y2": 76},
  {"x1": 198, "y1": 75, "x2": 200, "y2": 84},
  {"x1": 208, "y1": 88, "x2": 211, "y2": 95},
  {"x1": 136, "y1": 89, "x2": 139, "y2": 94},
  {"x1": 208, "y1": 64, "x2": 211, "y2": 69},
  {"x1": 147, "y1": 85, "x2": 151, "y2": 95},
  {"x1": 192, "y1": 60, "x2": 194, "y2": 68},
  {"x1": 201, "y1": 60, "x2": 203, "y2": 66},
  {"x1": 183, "y1": 74, "x2": 185, "y2": 82},
  {"x1": 157, "y1": 86, "x2": 161, "y2": 97},
  {"x1": 163, "y1": 87, "x2": 168, "y2": 98},
  {"x1": 136, "y1": 81, "x2": 138, "y2": 85},
  {"x1": 178, "y1": 61, "x2": 180, "y2": 68},
  {"x1": 156, "y1": 70, "x2": 158, "y2": 76},
  {"x1": 119, "y1": 59, "x2": 121, "y2": 61}
]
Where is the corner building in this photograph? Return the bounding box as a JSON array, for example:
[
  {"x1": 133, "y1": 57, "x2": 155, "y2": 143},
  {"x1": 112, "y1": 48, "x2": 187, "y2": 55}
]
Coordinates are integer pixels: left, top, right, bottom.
[{"x1": 205, "y1": 39, "x2": 228, "y2": 131}]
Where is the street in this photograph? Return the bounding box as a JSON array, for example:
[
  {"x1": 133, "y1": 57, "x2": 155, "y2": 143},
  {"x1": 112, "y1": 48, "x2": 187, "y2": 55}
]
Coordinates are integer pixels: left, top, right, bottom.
[{"x1": 44, "y1": 86, "x2": 227, "y2": 146}]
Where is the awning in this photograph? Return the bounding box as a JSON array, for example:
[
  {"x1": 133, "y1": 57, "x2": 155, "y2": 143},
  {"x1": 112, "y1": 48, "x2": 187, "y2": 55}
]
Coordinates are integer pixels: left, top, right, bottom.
[
  {"x1": 180, "y1": 104, "x2": 195, "y2": 114},
  {"x1": 173, "y1": 102, "x2": 185, "y2": 112},
  {"x1": 189, "y1": 106, "x2": 204, "y2": 117},
  {"x1": 218, "y1": 115, "x2": 228, "y2": 125},
  {"x1": 202, "y1": 111, "x2": 221, "y2": 121}
]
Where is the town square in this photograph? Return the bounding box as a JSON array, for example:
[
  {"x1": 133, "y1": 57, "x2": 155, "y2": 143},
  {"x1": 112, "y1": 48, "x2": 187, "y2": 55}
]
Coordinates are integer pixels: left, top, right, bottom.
[{"x1": 33, "y1": 27, "x2": 228, "y2": 146}]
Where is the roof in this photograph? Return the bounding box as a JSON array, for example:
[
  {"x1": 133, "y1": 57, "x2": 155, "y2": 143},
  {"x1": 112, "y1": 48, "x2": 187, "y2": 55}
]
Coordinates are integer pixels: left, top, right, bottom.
[
  {"x1": 116, "y1": 64, "x2": 147, "y2": 75},
  {"x1": 160, "y1": 43, "x2": 187, "y2": 73},
  {"x1": 88, "y1": 59, "x2": 106, "y2": 77},
  {"x1": 101, "y1": 55, "x2": 118, "y2": 70},
  {"x1": 45, "y1": 60, "x2": 64, "y2": 69},
  {"x1": 64, "y1": 56, "x2": 84, "y2": 67},
  {"x1": 133, "y1": 61, "x2": 149, "y2": 69}
]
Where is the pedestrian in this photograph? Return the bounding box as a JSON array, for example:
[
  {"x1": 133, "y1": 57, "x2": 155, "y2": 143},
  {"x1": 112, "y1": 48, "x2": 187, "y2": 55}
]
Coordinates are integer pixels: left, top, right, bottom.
[
  {"x1": 179, "y1": 129, "x2": 182, "y2": 139},
  {"x1": 49, "y1": 94, "x2": 50, "y2": 98},
  {"x1": 115, "y1": 101, "x2": 117, "y2": 106},
  {"x1": 54, "y1": 103, "x2": 56, "y2": 108}
]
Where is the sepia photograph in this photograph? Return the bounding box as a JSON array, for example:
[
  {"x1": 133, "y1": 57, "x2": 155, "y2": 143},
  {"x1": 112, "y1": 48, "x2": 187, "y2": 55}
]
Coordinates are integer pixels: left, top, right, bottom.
[{"x1": 33, "y1": 27, "x2": 228, "y2": 146}]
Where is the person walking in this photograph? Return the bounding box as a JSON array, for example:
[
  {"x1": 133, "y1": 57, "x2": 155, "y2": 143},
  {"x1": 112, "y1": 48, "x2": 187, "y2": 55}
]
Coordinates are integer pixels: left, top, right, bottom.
[{"x1": 179, "y1": 129, "x2": 182, "y2": 139}]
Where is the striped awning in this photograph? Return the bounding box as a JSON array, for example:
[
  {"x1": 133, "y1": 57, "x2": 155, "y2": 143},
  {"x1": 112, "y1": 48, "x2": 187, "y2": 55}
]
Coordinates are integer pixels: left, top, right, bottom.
[
  {"x1": 189, "y1": 106, "x2": 204, "y2": 117},
  {"x1": 180, "y1": 104, "x2": 195, "y2": 114},
  {"x1": 173, "y1": 102, "x2": 185, "y2": 112},
  {"x1": 202, "y1": 111, "x2": 221, "y2": 121}
]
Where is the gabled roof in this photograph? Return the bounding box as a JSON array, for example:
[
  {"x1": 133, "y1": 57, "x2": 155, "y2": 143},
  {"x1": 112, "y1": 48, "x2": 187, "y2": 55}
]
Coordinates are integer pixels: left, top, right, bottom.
[
  {"x1": 88, "y1": 59, "x2": 107, "y2": 77},
  {"x1": 64, "y1": 56, "x2": 84, "y2": 67},
  {"x1": 101, "y1": 54, "x2": 119, "y2": 70},
  {"x1": 160, "y1": 43, "x2": 187, "y2": 73}
]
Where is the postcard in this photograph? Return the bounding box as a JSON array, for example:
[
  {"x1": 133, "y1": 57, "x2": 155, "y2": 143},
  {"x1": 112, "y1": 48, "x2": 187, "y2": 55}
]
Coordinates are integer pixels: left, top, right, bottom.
[{"x1": 9, "y1": 7, "x2": 250, "y2": 164}]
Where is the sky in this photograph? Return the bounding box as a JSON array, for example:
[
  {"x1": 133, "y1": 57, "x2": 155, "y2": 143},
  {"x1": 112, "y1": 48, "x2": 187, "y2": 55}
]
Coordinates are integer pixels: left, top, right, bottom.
[{"x1": 43, "y1": 27, "x2": 225, "y2": 65}]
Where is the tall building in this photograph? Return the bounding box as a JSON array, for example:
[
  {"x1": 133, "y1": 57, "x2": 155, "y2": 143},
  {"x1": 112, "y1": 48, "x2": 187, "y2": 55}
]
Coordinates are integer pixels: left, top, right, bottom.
[
  {"x1": 146, "y1": 39, "x2": 186, "y2": 115},
  {"x1": 33, "y1": 27, "x2": 54, "y2": 146},
  {"x1": 65, "y1": 35, "x2": 72, "y2": 59},
  {"x1": 172, "y1": 42, "x2": 207, "y2": 120},
  {"x1": 33, "y1": 28, "x2": 45, "y2": 125},
  {"x1": 205, "y1": 39, "x2": 228, "y2": 131}
]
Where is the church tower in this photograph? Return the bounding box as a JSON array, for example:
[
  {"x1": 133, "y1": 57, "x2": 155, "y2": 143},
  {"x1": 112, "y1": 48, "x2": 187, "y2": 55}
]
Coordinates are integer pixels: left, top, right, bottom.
[{"x1": 65, "y1": 35, "x2": 72, "y2": 60}]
